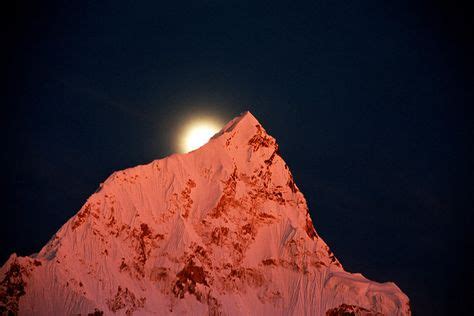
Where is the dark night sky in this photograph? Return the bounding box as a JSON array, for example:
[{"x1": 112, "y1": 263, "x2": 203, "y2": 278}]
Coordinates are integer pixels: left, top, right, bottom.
[{"x1": 2, "y1": 1, "x2": 473, "y2": 315}]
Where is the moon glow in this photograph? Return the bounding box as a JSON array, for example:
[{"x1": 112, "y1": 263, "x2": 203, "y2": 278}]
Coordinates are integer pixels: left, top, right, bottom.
[{"x1": 179, "y1": 118, "x2": 222, "y2": 153}]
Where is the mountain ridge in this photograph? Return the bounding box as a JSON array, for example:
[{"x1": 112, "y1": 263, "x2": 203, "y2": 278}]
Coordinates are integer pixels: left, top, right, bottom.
[{"x1": 0, "y1": 111, "x2": 410, "y2": 315}]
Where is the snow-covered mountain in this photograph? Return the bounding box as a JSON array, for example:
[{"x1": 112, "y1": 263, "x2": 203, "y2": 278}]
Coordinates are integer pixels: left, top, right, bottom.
[{"x1": 0, "y1": 111, "x2": 411, "y2": 315}]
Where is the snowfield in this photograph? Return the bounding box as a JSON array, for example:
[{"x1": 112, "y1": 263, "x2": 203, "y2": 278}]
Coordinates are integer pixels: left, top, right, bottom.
[{"x1": 0, "y1": 111, "x2": 410, "y2": 315}]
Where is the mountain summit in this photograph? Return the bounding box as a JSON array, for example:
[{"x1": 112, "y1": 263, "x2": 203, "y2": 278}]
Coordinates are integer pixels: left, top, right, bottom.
[{"x1": 0, "y1": 111, "x2": 410, "y2": 315}]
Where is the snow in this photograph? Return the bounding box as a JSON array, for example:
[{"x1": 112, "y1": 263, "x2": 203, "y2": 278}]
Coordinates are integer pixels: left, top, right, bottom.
[{"x1": 0, "y1": 111, "x2": 411, "y2": 315}]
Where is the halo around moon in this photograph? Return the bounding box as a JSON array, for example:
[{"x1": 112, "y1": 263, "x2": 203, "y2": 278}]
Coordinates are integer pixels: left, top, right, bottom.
[{"x1": 178, "y1": 117, "x2": 223, "y2": 153}]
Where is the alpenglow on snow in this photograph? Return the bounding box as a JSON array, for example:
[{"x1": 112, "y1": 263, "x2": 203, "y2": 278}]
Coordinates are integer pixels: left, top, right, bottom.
[{"x1": 0, "y1": 111, "x2": 411, "y2": 315}]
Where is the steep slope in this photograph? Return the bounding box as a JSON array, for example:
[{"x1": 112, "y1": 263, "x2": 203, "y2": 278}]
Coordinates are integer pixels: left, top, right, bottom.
[{"x1": 0, "y1": 111, "x2": 411, "y2": 315}]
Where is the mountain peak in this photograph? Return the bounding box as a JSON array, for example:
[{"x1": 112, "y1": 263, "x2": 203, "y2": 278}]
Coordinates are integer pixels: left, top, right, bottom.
[
  {"x1": 220, "y1": 111, "x2": 259, "y2": 133},
  {"x1": 211, "y1": 111, "x2": 262, "y2": 141},
  {"x1": 0, "y1": 111, "x2": 411, "y2": 316}
]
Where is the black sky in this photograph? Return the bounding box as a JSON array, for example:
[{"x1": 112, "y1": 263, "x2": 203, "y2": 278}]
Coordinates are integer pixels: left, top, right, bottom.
[{"x1": 2, "y1": 1, "x2": 473, "y2": 315}]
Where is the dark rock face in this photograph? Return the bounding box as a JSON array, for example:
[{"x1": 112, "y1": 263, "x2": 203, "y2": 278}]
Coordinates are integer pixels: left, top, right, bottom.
[
  {"x1": 0, "y1": 261, "x2": 26, "y2": 315},
  {"x1": 326, "y1": 303, "x2": 384, "y2": 316},
  {"x1": 173, "y1": 260, "x2": 208, "y2": 299}
]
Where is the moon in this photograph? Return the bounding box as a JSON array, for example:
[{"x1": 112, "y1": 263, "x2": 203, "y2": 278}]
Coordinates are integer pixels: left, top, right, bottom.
[{"x1": 179, "y1": 117, "x2": 223, "y2": 153}]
